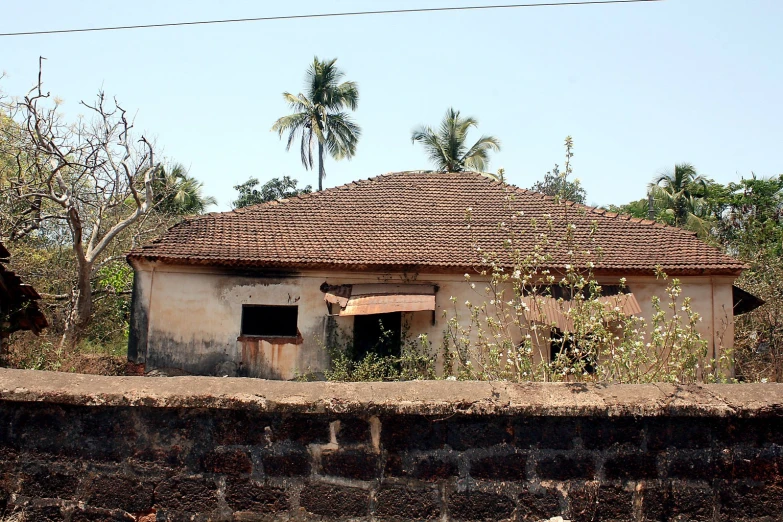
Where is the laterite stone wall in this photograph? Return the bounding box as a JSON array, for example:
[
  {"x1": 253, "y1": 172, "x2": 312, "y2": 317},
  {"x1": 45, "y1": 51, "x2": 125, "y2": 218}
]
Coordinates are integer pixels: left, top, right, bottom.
[{"x1": 0, "y1": 370, "x2": 781, "y2": 521}]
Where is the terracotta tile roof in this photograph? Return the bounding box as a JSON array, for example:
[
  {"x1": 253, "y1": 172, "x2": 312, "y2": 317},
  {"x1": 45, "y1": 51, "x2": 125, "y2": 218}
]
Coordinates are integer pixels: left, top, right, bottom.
[{"x1": 128, "y1": 171, "x2": 745, "y2": 275}]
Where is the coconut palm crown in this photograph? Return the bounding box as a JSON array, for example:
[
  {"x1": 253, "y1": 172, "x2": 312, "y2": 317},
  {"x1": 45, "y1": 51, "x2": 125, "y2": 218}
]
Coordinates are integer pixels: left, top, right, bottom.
[
  {"x1": 648, "y1": 163, "x2": 711, "y2": 233},
  {"x1": 411, "y1": 108, "x2": 501, "y2": 173},
  {"x1": 154, "y1": 163, "x2": 216, "y2": 215},
  {"x1": 271, "y1": 57, "x2": 361, "y2": 191}
]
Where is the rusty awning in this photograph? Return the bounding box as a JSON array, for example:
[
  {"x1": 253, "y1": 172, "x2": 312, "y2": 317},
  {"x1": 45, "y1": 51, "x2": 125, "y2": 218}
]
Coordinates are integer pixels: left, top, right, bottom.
[
  {"x1": 322, "y1": 283, "x2": 437, "y2": 316},
  {"x1": 520, "y1": 295, "x2": 574, "y2": 332},
  {"x1": 596, "y1": 293, "x2": 642, "y2": 316},
  {"x1": 520, "y1": 292, "x2": 641, "y2": 333}
]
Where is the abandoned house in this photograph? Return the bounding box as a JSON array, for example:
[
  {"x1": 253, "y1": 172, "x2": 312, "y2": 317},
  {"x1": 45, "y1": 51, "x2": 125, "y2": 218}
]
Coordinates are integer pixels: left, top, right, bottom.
[
  {"x1": 0, "y1": 242, "x2": 47, "y2": 352},
  {"x1": 126, "y1": 171, "x2": 760, "y2": 379}
]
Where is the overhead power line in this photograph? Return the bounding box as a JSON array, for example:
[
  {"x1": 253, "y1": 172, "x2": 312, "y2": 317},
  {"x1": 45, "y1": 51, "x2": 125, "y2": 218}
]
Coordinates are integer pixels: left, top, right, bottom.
[{"x1": 0, "y1": 0, "x2": 663, "y2": 37}]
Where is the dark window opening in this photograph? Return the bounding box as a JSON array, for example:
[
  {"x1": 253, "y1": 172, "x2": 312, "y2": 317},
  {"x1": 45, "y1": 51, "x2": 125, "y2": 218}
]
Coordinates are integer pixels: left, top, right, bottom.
[
  {"x1": 241, "y1": 305, "x2": 298, "y2": 337},
  {"x1": 353, "y1": 312, "x2": 402, "y2": 361},
  {"x1": 526, "y1": 284, "x2": 631, "y2": 300},
  {"x1": 549, "y1": 328, "x2": 595, "y2": 374}
]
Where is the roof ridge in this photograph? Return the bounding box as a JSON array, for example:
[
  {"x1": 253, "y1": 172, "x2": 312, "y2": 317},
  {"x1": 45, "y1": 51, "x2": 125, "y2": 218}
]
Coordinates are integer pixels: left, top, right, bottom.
[
  {"x1": 481, "y1": 176, "x2": 699, "y2": 237},
  {"x1": 231, "y1": 170, "x2": 701, "y2": 238}
]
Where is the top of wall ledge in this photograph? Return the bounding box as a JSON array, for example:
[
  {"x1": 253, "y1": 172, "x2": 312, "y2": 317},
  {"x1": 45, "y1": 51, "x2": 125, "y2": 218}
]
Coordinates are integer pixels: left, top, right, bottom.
[{"x1": 0, "y1": 368, "x2": 781, "y2": 418}]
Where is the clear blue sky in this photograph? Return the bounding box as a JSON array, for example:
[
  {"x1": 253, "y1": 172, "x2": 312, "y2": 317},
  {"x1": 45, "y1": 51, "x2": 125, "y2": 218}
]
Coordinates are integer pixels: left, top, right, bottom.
[{"x1": 2, "y1": 0, "x2": 781, "y2": 210}]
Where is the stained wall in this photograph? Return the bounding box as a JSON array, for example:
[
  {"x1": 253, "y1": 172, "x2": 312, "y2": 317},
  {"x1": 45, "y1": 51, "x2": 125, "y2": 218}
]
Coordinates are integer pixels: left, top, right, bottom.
[{"x1": 128, "y1": 259, "x2": 737, "y2": 379}]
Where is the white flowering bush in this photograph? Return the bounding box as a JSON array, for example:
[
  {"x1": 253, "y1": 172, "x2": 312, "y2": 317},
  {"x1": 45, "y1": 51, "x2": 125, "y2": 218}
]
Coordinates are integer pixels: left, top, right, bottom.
[
  {"x1": 439, "y1": 137, "x2": 732, "y2": 384},
  {"x1": 321, "y1": 137, "x2": 733, "y2": 384},
  {"x1": 321, "y1": 317, "x2": 436, "y2": 382}
]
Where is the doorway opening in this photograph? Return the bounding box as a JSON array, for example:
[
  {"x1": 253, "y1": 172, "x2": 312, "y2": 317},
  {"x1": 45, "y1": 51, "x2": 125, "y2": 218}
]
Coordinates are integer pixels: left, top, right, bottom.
[{"x1": 352, "y1": 312, "x2": 402, "y2": 361}]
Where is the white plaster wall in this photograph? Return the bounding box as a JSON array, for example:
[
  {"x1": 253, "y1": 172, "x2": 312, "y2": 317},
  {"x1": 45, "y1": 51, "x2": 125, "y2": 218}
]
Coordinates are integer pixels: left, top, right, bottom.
[
  {"x1": 627, "y1": 275, "x2": 735, "y2": 362},
  {"x1": 132, "y1": 261, "x2": 737, "y2": 379},
  {"x1": 139, "y1": 265, "x2": 331, "y2": 377}
]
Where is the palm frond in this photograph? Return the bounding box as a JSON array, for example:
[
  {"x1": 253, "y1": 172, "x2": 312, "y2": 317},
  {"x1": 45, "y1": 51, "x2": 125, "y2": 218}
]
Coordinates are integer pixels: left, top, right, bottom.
[
  {"x1": 411, "y1": 126, "x2": 449, "y2": 172},
  {"x1": 674, "y1": 163, "x2": 698, "y2": 180},
  {"x1": 411, "y1": 108, "x2": 498, "y2": 172},
  {"x1": 275, "y1": 57, "x2": 360, "y2": 185},
  {"x1": 282, "y1": 92, "x2": 311, "y2": 112},
  {"x1": 166, "y1": 163, "x2": 188, "y2": 180},
  {"x1": 684, "y1": 212, "x2": 712, "y2": 237},
  {"x1": 301, "y1": 125, "x2": 315, "y2": 170},
  {"x1": 325, "y1": 112, "x2": 360, "y2": 160},
  {"x1": 271, "y1": 112, "x2": 307, "y2": 140},
  {"x1": 411, "y1": 126, "x2": 434, "y2": 144},
  {"x1": 649, "y1": 163, "x2": 715, "y2": 227},
  {"x1": 440, "y1": 109, "x2": 471, "y2": 170},
  {"x1": 650, "y1": 173, "x2": 674, "y2": 189},
  {"x1": 461, "y1": 135, "x2": 501, "y2": 172},
  {"x1": 157, "y1": 165, "x2": 216, "y2": 214},
  {"x1": 649, "y1": 184, "x2": 677, "y2": 206},
  {"x1": 307, "y1": 57, "x2": 344, "y2": 106},
  {"x1": 333, "y1": 81, "x2": 359, "y2": 111}
]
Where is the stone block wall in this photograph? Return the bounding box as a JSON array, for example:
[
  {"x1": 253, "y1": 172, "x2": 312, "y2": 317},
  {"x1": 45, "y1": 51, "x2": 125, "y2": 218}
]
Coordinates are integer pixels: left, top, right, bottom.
[{"x1": 0, "y1": 370, "x2": 781, "y2": 521}]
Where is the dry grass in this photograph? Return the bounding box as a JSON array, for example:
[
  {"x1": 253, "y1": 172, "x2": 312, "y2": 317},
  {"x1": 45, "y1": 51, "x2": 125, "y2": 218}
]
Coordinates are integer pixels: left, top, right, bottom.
[{"x1": 1, "y1": 331, "x2": 129, "y2": 376}]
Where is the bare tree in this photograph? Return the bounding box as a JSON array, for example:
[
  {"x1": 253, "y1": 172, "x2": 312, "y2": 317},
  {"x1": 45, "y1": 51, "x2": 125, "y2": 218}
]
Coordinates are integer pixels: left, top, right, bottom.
[{"x1": 0, "y1": 60, "x2": 158, "y2": 345}]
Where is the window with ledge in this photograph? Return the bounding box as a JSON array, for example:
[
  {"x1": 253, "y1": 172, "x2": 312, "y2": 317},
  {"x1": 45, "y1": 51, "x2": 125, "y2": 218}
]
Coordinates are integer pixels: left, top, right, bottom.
[{"x1": 241, "y1": 305, "x2": 298, "y2": 337}]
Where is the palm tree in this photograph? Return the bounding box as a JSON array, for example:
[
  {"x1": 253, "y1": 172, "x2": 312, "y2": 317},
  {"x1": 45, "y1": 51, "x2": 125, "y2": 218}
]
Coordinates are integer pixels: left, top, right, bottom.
[
  {"x1": 155, "y1": 163, "x2": 217, "y2": 215},
  {"x1": 411, "y1": 108, "x2": 501, "y2": 172},
  {"x1": 648, "y1": 163, "x2": 711, "y2": 233},
  {"x1": 271, "y1": 57, "x2": 361, "y2": 191}
]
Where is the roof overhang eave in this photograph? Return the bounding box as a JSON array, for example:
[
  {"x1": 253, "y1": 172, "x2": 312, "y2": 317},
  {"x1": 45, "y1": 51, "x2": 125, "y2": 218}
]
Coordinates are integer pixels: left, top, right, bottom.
[{"x1": 125, "y1": 254, "x2": 746, "y2": 277}]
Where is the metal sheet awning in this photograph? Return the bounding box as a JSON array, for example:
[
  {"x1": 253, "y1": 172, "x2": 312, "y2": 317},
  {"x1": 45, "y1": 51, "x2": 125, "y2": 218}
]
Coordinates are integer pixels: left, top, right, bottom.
[
  {"x1": 733, "y1": 285, "x2": 764, "y2": 316},
  {"x1": 596, "y1": 293, "x2": 642, "y2": 316},
  {"x1": 520, "y1": 295, "x2": 574, "y2": 332},
  {"x1": 520, "y1": 292, "x2": 641, "y2": 333},
  {"x1": 341, "y1": 294, "x2": 436, "y2": 316},
  {"x1": 323, "y1": 284, "x2": 437, "y2": 316}
]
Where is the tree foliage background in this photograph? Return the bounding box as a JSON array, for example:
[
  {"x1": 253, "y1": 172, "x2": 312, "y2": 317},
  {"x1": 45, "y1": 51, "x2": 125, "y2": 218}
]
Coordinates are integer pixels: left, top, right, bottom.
[
  {"x1": 608, "y1": 169, "x2": 783, "y2": 381},
  {"x1": 231, "y1": 176, "x2": 311, "y2": 208},
  {"x1": 1, "y1": 66, "x2": 781, "y2": 381},
  {"x1": 0, "y1": 68, "x2": 216, "y2": 367}
]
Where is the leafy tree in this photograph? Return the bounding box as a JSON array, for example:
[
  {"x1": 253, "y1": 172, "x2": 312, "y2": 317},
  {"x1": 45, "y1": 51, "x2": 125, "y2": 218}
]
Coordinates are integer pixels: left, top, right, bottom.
[
  {"x1": 527, "y1": 137, "x2": 585, "y2": 204},
  {"x1": 0, "y1": 65, "x2": 161, "y2": 345},
  {"x1": 232, "y1": 176, "x2": 312, "y2": 208},
  {"x1": 648, "y1": 163, "x2": 712, "y2": 233},
  {"x1": 154, "y1": 163, "x2": 216, "y2": 215},
  {"x1": 607, "y1": 198, "x2": 651, "y2": 219},
  {"x1": 411, "y1": 108, "x2": 501, "y2": 172},
  {"x1": 708, "y1": 174, "x2": 783, "y2": 382},
  {"x1": 714, "y1": 175, "x2": 783, "y2": 257},
  {"x1": 606, "y1": 172, "x2": 783, "y2": 381},
  {"x1": 612, "y1": 180, "x2": 724, "y2": 224},
  {"x1": 530, "y1": 165, "x2": 587, "y2": 204},
  {"x1": 2, "y1": 71, "x2": 215, "y2": 354},
  {"x1": 271, "y1": 57, "x2": 361, "y2": 191},
  {"x1": 0, "y1": 67, "x2": 214, "y2": 353}
]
